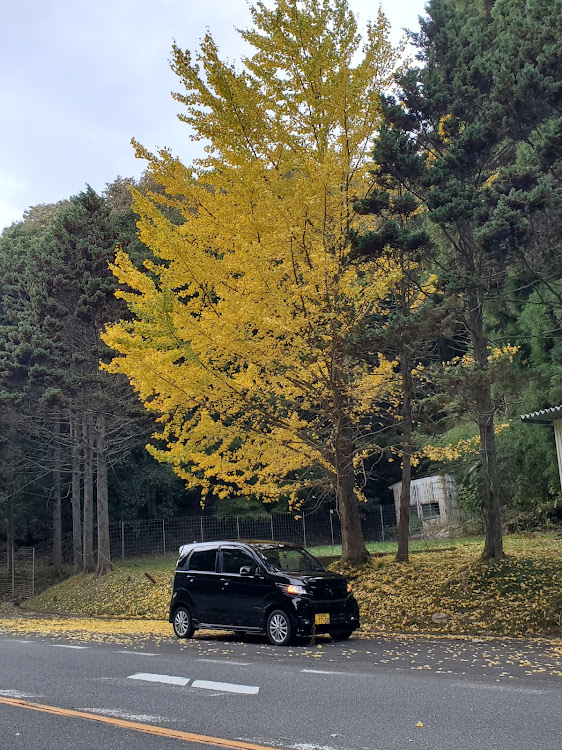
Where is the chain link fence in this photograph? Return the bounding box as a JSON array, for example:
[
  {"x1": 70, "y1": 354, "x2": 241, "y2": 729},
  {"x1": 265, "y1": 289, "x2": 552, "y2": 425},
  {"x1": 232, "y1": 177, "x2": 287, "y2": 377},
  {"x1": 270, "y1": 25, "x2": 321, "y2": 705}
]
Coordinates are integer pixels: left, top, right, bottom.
[
  {"x1": 1, "y1": 505, "x2": 398, "y2": 599},
  {"x1": 109, "y1": 504, "x2": 397, "y2": 561},
  {"x1": 0, "y1": 545, "x2": 37, "y2": 599}
]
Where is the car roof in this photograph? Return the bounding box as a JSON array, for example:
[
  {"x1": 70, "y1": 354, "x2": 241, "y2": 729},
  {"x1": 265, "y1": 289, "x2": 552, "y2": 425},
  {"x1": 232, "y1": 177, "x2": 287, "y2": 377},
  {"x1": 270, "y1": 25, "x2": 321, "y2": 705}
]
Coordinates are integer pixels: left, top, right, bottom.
[{"x1": 177, "y1": 539, "x2": 300, "y2": 559}]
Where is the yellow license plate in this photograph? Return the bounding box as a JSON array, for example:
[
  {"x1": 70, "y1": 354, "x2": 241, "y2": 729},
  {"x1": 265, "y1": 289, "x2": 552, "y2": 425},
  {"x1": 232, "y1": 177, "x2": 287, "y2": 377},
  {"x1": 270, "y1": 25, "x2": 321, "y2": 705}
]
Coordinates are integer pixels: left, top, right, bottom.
[{"x1": 315, "y1": 613, "x2": 330, "y2": 625}]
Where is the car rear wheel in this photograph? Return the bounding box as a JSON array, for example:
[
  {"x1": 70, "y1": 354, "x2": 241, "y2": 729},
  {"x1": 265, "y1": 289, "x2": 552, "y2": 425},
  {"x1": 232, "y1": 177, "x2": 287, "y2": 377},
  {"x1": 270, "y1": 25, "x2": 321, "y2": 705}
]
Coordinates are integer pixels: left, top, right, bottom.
[
  {"x1": 173, "y1": 606, "x2": 195, "y2": 639},
  {"x1": 266, "y1": 609, "x2": 294, "y2": 646},
  {"x1": 329, "y1": 629, "x2": 354, "y2": 641}
]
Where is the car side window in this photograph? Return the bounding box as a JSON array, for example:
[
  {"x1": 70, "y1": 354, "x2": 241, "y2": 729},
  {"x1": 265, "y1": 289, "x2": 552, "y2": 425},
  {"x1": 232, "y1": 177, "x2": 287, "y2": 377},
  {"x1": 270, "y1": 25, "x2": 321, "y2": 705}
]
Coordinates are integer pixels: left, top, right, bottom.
[
  {"x1": 188, "y1": 548, "x2": 217, "y2": 572},
  {"x1": 221, "y1": 548, "x2": 256, "y2": 575}
]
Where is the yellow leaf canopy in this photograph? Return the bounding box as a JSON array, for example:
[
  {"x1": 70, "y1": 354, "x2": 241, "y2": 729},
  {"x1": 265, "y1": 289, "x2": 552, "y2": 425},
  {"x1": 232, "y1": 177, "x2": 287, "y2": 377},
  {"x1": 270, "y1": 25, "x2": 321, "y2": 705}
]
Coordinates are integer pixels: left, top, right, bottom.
[{"x1": 103, "y1": 1, "x2": 403, "y2": 552}]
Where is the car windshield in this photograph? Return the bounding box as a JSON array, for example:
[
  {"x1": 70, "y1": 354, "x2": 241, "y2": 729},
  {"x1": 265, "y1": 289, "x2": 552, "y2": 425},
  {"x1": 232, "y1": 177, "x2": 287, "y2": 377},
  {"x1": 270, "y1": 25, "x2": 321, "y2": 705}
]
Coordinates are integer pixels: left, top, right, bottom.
[{"x1": 254, "y1": 544, "x2": 324, "y2": 573}]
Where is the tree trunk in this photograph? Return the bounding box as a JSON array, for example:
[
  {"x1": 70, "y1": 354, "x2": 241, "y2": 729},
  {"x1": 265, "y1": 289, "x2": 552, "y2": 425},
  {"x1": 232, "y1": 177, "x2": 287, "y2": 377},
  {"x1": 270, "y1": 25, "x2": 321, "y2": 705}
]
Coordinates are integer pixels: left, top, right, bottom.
[
  {"x1": 395, "y1": 357, "x2": 413, "y2": 563},
  {"x1": 479, "y1": 411, "x2": 503, "y2": 558},
  {"x1": 70, "y1": 415, "x2": 83, "y2": 572},
  {"x1": 3, "y1": 442, "x2": 16, "y2": 555},
  {"x1": 332, "y1": 373, "x2": 370, "y2": 566},
  {"x1": 467, "y1": 292, "x2": 504, "y2": 559},
  {"x1": 6, "y1": 492, "x2": 15, "y2": 554},
  {"x1": 52, "y1": 416, "x2": 62, "y2": 574},
  {"x1": 95, "y1": 411, "x2": 112, "y2": 575},
  {"x1": 82, "y1": 415, "x2": 95, "y2": 572},
  {"x1": 338, "y1": 462, "x2": 370, "y2": 565}
]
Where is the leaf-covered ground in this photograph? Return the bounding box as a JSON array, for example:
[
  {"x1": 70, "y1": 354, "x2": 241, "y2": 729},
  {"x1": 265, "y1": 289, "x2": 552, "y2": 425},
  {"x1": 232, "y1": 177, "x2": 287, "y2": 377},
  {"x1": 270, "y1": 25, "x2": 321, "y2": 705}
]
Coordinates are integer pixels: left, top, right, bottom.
[
  {"x1": 337, "y1": 534, "x2": 562, "y2": 638},
  {"x1": 26, "y1": 569, "x2": 172, "y2": 620},
  {"x1": 16, "y1": 534, "x2": 562, "y2": 639}
]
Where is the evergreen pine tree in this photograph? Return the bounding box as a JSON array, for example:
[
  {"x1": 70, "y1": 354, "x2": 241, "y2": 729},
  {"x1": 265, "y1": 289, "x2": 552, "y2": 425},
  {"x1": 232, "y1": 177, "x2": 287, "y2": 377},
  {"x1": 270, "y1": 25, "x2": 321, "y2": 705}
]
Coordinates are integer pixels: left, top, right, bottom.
[{"x1": 371, "y1": 0, "x2": 561, "y2": 558}]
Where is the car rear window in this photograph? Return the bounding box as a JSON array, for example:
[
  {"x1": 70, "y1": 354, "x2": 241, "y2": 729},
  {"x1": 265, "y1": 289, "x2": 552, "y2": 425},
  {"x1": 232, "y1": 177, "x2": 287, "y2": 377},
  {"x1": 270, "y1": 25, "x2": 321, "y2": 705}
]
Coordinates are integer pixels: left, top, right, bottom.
[{"x1": 188, "y1": 548, "x2": 217, "y2": 572}]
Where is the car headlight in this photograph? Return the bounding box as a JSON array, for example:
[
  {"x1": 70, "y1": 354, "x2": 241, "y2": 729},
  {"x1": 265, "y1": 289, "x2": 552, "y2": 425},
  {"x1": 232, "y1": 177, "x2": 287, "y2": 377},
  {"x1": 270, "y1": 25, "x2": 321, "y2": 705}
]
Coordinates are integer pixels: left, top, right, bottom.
[{"x1": 280, "y1": 584, "x2": 307, "y2": 596}]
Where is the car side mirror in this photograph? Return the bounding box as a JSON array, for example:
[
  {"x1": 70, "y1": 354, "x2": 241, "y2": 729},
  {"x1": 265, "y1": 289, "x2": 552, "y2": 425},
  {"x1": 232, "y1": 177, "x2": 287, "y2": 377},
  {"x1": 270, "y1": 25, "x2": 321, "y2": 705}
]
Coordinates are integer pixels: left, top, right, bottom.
[{"x1": 239, "y1": 566, "x2": 254, "y2": 576}]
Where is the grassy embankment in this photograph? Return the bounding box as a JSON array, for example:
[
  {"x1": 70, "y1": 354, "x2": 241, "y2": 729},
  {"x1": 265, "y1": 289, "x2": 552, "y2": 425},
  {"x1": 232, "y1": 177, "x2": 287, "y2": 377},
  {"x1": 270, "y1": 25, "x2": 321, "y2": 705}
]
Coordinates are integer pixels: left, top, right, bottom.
[{"x1": 12, "y1": 534, "x2": 562, "y2": 639}]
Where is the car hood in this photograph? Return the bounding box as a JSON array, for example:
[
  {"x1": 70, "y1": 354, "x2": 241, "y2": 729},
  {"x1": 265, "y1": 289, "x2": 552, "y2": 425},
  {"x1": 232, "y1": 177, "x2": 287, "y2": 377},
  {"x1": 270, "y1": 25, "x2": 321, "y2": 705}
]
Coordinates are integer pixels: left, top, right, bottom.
[{"x1": 272, "y1": 569, "x2": 347, "y2": 586}]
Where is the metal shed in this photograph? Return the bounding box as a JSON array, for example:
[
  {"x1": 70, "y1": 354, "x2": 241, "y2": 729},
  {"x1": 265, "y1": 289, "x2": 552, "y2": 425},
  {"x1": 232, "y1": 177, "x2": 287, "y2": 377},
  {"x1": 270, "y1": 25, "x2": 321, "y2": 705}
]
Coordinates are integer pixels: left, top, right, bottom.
[{"x1": 389, "y1": 474, "x2": 463, "y2": 530}]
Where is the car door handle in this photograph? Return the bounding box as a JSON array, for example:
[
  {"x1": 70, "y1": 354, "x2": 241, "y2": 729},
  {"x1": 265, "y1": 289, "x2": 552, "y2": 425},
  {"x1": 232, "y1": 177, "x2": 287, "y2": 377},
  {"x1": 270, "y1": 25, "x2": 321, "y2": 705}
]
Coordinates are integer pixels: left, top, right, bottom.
[{"x1": 220, "y1": 578, "x2": 230, "y2": 586}]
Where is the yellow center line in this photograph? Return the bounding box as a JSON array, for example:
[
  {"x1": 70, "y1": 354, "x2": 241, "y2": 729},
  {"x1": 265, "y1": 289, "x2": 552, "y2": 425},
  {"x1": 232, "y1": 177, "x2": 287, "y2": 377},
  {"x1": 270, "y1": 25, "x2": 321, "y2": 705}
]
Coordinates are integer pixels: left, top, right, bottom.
[{"x1": 0, "y1": 696, "x2": 281, "y2": 750}]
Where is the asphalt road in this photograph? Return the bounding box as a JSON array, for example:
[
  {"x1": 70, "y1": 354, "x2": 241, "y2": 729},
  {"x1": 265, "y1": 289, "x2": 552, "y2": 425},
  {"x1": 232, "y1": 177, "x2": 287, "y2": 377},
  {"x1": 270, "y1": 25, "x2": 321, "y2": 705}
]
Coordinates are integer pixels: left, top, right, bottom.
[{"x1": 0, "y1": 629, "x2": 561, "y2": 750}]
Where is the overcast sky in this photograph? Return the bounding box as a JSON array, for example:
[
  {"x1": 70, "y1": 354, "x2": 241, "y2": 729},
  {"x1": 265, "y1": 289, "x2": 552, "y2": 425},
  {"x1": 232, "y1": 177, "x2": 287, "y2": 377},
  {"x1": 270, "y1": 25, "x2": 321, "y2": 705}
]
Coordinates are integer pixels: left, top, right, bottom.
[{"x1": 0, "y1": 0, "x2": 427, "y2": 230}]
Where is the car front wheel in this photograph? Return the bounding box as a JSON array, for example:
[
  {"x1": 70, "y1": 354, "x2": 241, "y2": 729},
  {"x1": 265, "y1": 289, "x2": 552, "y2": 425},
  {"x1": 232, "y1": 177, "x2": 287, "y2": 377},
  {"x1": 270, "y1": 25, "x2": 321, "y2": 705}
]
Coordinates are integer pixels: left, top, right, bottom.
[
  {"x1": 266, "y1": 609, "x2": 294, "y2": 646},
  {"x1": 173, "y1": 606, "x2": 195, "y2": 639}
]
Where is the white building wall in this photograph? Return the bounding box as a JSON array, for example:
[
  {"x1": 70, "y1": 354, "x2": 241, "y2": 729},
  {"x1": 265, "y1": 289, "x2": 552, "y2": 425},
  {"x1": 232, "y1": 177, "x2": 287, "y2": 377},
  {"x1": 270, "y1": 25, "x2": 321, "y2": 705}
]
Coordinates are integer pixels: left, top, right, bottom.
[{"x1": 553, "y1": 419, "x2": 562, "y2": 491}]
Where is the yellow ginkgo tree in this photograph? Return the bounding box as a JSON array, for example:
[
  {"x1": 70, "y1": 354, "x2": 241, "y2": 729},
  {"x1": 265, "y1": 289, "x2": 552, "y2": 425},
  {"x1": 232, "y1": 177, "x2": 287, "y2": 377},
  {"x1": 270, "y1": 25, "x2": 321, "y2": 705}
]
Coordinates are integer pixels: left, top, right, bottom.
[{"x1": 102, "y1": 0, "x2": 404, "y2": 564}]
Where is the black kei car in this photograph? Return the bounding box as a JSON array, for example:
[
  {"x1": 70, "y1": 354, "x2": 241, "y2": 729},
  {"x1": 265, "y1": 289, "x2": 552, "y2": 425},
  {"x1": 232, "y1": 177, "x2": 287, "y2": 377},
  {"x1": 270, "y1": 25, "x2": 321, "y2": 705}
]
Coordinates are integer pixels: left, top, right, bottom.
[{"x1": 169, "y1": 540, "x2": 360, "y2": 646}]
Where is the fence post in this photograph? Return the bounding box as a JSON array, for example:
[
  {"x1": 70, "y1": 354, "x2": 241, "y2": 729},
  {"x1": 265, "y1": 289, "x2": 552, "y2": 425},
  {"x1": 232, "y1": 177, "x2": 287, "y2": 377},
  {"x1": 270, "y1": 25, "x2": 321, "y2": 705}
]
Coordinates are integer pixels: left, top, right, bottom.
[
  {"x1": 32, "y1": 547, "x2": 35, "y2": 598},
  {"x1": 302, "y1": 515, "x2": 307, "y2": 548},
  {"x1": 121, "y1": 521, "x2": 125, "y2": 561},
  {"x1": 11, "y1": 547, "x2": 15, "y2": 596},
  {"x1": 329, "y1": 510, "x2": 335, "y2": 547},
  {"x1": 162, "y1": 518, "x2": 166, "y2": 556},
  {"x1": 270, "y1": 516, "x2": 274, "y2": 540},
  {"x1": 200, "y1": 517, "x2": 204, "y2": 542},
  {"x1": 236, "y1": 517, "x2": 240, "y2": 539},
  {"x1": 379, "y1": 505, "x2": 385, "y2": 542}
]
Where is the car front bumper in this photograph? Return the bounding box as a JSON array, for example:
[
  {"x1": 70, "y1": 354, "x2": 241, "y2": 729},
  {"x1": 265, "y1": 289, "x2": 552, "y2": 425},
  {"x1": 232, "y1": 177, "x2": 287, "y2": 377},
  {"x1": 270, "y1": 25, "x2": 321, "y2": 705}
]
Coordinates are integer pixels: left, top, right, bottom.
[{"x1": 290, "y1": 595, "x2": 360, "y2": 635}]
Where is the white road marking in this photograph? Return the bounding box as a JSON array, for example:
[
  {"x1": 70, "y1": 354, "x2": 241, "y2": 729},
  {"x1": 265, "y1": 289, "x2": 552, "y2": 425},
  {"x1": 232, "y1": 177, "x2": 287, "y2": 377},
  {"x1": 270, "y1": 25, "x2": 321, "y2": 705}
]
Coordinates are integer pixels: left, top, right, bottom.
[
  {"x1": 301, "y1": 669, "x2": 347, "y2": 675},
  {"x1": 243, "y1": 740, "x2": 344, "y2": 750},
  {"x1": 0, "y1": 690, "x2": 41, "y2": 699},
  {"x1": 127, "y1": 673, "x2": 189, "y2": 686},
  {"x1": 1, "y1": 639, "x2": 36, "y2": 644},
  {"x1": 116, "y1": 651, "x2": 157, "y2": 657},
  {"x1": 197, "y1": 659, "x2": 251, "y2": 666},
  {"x1": 191, "y1": 679, "x2": 259, "y2": 695},
  {"x1": 52, "y1": 644, "x2": 89, "y2": 650},
  {"x1": 81, "y1": 708, "x2": 175, "y2": 723},
  {"x1": 449, "y1": 681, "x2": 550, "y2": 695}
]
